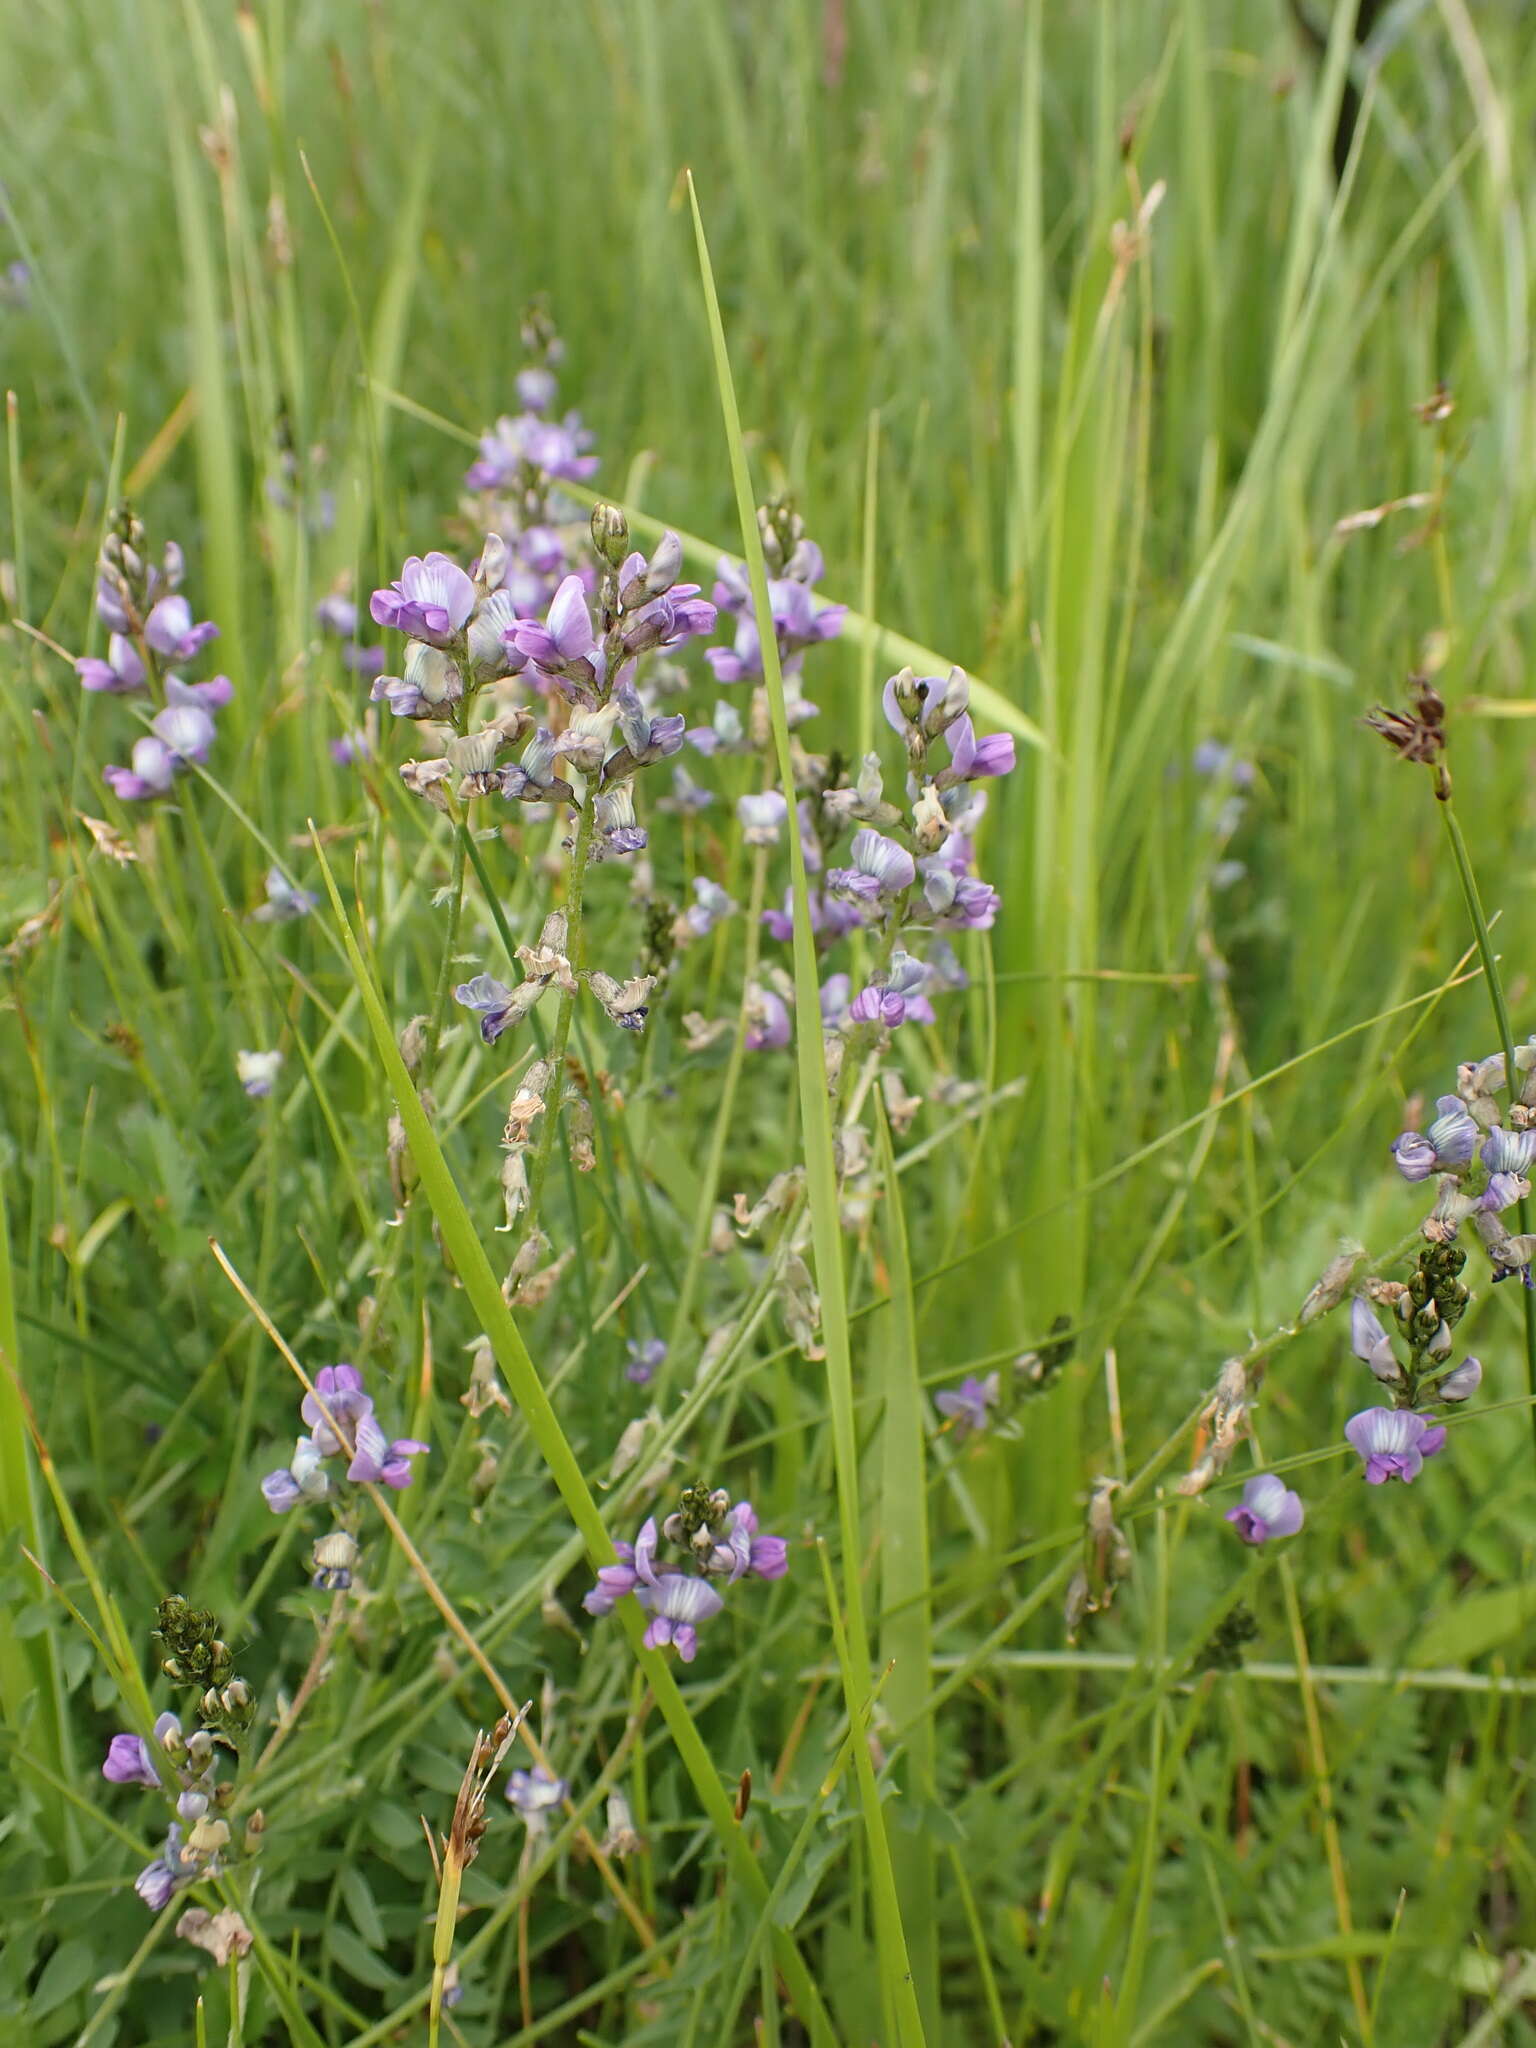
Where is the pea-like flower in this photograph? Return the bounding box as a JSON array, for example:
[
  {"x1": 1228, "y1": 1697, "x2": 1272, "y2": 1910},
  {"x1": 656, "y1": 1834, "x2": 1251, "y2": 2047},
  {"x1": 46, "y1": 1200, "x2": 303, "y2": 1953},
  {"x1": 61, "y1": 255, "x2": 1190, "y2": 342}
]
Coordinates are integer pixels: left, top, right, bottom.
[
  {"x1": 236, "y1": 1049, "x2": 284, "y2": 1099},
  {"x1": 1224, "y1": 1474, "x2": 1304, "y2": 1545},
  {"x1": 737, "y1": 790, "x2": 789, "y2": 846},
  {"x1": 881, "y1": 665, "x2": 969, "y2": 740},
  {"x1": 101, "y1": 1712, "x2": 179, "y2": 1788},
  {"x1": 1390, "y1": 1095, "x2": 1480, "y2": 1181},
  {"x1": 625, "y1": 1338, "x2": 666, "y2": 1386},
  {"x1": 943, "y1": 714, "x2": 1016, "y2": 783},
  {"x1": 144, "y1": 595, "x2": 220, "y2": 662},
  {"x1": 828, "y1": 828, "x2": 916, "y2": 904},
  {"x1": 1345, "y1": 1407, "x2": 1447, "y2": 1484},
  {"x1": 1436, "y1": 1355, "x2": 1482, "y2": 1402},
  {"x1": 251, "y1": 868, "x2": 317, "y2": 923},
  {"x1": 507, "y1": 1764, "x2": 567, "y2": 1823},
  {"x1": 640, "y1": 1575, "x2": 724, "y2": 1662},
  {"x1": 744, "y1": 984, "x2": 791, "y2": 1051},
  {"x1": 77, "y1": 634, "x2": 147, "y2": 695},
  {"x1": 346, "y1": 1410, "x2": 430, "y2": 1489},
  {"x1": 1349, "y1": 1296, "x2": 1402, "y2": 1384},
  {"x1": 935, "y1": 1372, "x2": 999, "y2": 1436},
  {"x1": 370, "y1": 553, "x2": 476, "y2": 648}
]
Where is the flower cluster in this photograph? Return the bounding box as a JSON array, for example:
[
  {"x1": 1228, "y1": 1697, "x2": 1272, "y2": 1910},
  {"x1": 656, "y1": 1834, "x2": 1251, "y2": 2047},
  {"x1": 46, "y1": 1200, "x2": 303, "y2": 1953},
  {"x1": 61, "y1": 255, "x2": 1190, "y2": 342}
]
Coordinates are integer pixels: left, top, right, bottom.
[
  {"x1": 77, "y1": 506, "x2": 233, "y2": 802},
  {"x1": 260, "y1": 1363, "x2": 428, "y2": 1525},
  {"x1": 582, "y1": 1482, "x2": 788, "y2": 1662},
  {"x1": 103, "y1": 1600, "x2": 258, "y2": 1912},
  {"x1": 1389, "y1": 1045, "x2": 1536, "y2": 1285},
  {"x1": 1339, "y1": 1241, "x2": 1477, "y2": 1485}
]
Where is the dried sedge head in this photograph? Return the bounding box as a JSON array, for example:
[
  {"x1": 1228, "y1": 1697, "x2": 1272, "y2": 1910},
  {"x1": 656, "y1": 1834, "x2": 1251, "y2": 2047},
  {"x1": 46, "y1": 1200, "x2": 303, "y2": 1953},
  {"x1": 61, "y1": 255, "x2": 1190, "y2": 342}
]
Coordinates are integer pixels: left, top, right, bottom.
[{"x1": 1364, "y1": 675, "x2": 1449, "y2": 796}]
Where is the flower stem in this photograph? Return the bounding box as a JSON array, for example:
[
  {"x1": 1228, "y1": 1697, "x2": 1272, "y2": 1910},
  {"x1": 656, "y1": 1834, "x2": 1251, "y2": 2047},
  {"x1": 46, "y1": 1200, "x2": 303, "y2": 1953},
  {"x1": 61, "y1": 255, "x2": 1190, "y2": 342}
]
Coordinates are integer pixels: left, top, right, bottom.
[
  {"x1": 422, "y1": 812, "x2": 470, "y2": 1082},
  {"x1": 519, "y1": 788, "x2": 598, "y2": 1250},
  {"x1": 1438, "y1": 795, "x2": 1536, "y2": 1460}
]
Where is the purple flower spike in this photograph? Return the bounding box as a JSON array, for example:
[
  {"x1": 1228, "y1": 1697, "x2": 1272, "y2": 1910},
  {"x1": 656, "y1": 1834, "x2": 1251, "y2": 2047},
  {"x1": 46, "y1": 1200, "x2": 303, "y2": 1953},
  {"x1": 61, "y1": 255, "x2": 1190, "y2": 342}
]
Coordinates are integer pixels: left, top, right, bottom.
[
  {"x1": 935, "y1": 1372, "x2": 1000, "y2": 1437},
  {"x1": 77, "y1": 634, "x2": 147, "y2": 695},
  {"x1": 1345, "y1": 1406, "x2": 1445, "y2": 1484},
  {"x1": 370, "y1": 553, "x2": 476, "y2": 647},
  {"x1": 144, "y1": 595, "x2": 220, "y2": 662},
  {"x1": 102, "y1": 1733, "x2": 161, "y2": 1787},
  {"x1": 640, "y1": 1574, "x2": 725, "y2": 1662},
  {"x1": 1224, "y1": 1473, "x2": 1304, "y2": 1545}
]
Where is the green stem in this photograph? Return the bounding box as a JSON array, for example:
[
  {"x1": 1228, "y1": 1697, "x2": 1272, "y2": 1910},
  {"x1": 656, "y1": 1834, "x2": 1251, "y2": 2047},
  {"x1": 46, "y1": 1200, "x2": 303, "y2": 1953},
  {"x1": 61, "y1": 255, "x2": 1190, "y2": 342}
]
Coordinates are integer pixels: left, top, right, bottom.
[
  {"x1": 1438, "y1": 794, "x2": 1536, "y2": 1461},
  {"x1": 422, "y1": 811, "x2": 469, "y2": 1082},
  {"x1": 519, "y1": 788, "x2": 597, "y2": 1248}
]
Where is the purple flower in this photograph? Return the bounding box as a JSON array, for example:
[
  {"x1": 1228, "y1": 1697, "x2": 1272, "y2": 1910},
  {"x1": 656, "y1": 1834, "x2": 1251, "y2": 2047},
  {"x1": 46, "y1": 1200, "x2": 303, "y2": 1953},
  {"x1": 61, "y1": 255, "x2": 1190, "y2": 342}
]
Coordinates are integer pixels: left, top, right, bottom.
[
  {"x1": 260, "y1": 1436, "x2": 330, "y2": 1514},
  {"x1": 519, "y1": 413, "x2": 599, "y2": 482},
  {"x1": 640, "y1": 1574, "x2": 724, "y2": 1662},
  {"x1": 1224, "y1": 1473, "x2": 1304, "y2": 1544},
  {"x1": 453, "y1": 973, "x2": 521, "y2": 1046},
  {"x1": 828, "y1": 828, "x2": 916, "y2": 904},
  {"x1": 151, "y1": 702, "x2": 216, "y2": 769},
  {"x1": 935, "y1": 1372, "x2": 999, "y2": 1436},
  {"x1": 301, "y1": 1364, "x2": 374, "y2": 1457},
  {"x1": 582, "y1": 1539, "x2": 640, "y2": 1617},
  {"x1": 706, "y1": 569, "x2": 845, "y2": 682},
  {"x1": 102, "y1": 1733, "x2": 162, "y2": 1787},
  {"x1": 515, "y1": 366, "x2": 558, "y2": 414},
  {"x1": 165, "y1": 674, "x2": 235, "y2": 714},
  {"x1": 721, "y1": 1502, "x2": 789, "y2": 1582},
  {"x1": 510, "y1": 573, "x2": 597, "y2": 672},
  {"x1": 134, "y1": 1857, "x2": 178, "y2": 1912},
  {"x1": 1349, "y1": 1296, "x2": 1401, "y2": 1384},
  {"x1": 370, "y1": 554, "x2": 476, "y2": 647},
  {"x1": 346, "y1": 1410, "x2": 429, "y2": 1489},
  {"x1": 738, "y1": 791, "x2": 789, "y2": 846},
  {"x1": 850, "y1": 985, "x2": 905, "y2": 1028},
  {"x1": 331, "y1": 729, "x2": 370, "y2": 766},
  {"x1": 236, "y1": 1049, "x2": 283, "y2": 1098},
  {"x1": 77, "y1": 634, "x2": 147, "y2": 695},
  {"x1": 849, "y1": 952, "x2": 931, "y2": 1029},
  {"x1": 1345, "y1": 1407, "x2": 1448, "y2": 1484},
  {"x1": 820, "y1": 973, "x2": 852, "y2": 1026},
  {"x1": 1391, "y1": 1095, "x2": 1480, "y2": 1181},
  {"x1": 465, "y1": 411, "x2": 598, "y2": 490},
  {"x1": 745, "y1": 985, "x2": 791, "y2": 1051},
  {"x1": 625, "y1": 1338, "x2": 666, "y2": 1385},
  {"x1": 1436, "y1": 1355, "x2": 1482, "y2": 1402},
  {"x1": 144, "y1": 595, "x2": 219, "y2": 662},
  {"x1": 945, "y1": 715, "x2": 1015, "y2": 782},
  {"x1": 507, "y1": 1764, "x2": 567, "y2": 1819},
  {"x1": 104, "y1": 737, "x2": 179, "y2": 801},
  {"x1": 1192, "y1": 740, "x2": 1256, "y2": 787},
  {"x1": 251, "y1": 867, "x2": 317, "y2": 923}
]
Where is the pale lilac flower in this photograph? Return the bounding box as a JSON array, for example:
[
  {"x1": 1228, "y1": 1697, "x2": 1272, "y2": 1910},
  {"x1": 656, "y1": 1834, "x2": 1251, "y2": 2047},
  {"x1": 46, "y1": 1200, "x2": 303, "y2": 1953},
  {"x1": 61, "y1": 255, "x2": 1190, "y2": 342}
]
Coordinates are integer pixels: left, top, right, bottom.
[
  {"x1": 944, "y1": 715, "x2": 1015, "y2": 782},
  {"x1": 719, "y1": 1502, "x2": 788, "y2": 1582},
  {"x1": 331, "y1": 730, "x2": 370, "y2": 766},
  {"x1": 763, "y1": 890, "x2": 864, "y2": 945},
  {"x1": 260, "y1": 1435, "x2": 329, "y2": 1513},
  {"x1": 144, "y1": 595, "x2": 219, "y2": 662},
  {"x1": 684, "y1": 878, "x2": 735, "y2": 938},
  {"x1": 151, "y1": 701, "x2": 216, "y2": 769},
  {"x1": 519, "y1": 413, "x2": 599, "y2": 482},
  {"x1": 582, "y1": 1540, "x2": 640, "y2": 1617},
  {"x1": 454, "y1": 973, "x2": 521, "y2": 1046},
  {"x1": 687, "y1": 700, "x2": 745, "y2": 756},
  {"x1": 1479, "y1": 1127, "x2": 1536, "y2": 1212},
  {"x1": 1391, "y1": 1095, "x2": 1480, "y2": 1181},
  {"x1": 515, "y1": 366, "x2": 558, "y2": 414},
  {"x1": 625, "y1": 1338, "x2": 666, "y2": 1385},
  {"x1": 820, "y1": 973, "x2": 852, "y2": 1026},
  {"x1": 1345, "y1": 1407, "x2": 1448, "y2": 1484},
  {"x1": 510, "y1": 573, "x2": 597, "y2": 672},
  {"x1": 935, "y1": 1372, "x2": 999, "y2": 1436},
  {"x1": 77, "y1": 634, "x2": 147, "y2": 695},
  {"x1": 1436, "y1": 1356, "x2": 1482, "y2": 1402},
  {"x1": 370, "y1": 554, "x2": 476, "y2": 647},
  {"x1": 165, "y1": 674, "x2": 235, "y2": 714},
  {"x1": 849, "y1": 952, "x2": 931, "y2": 1029},
  {"x1": 236, "y1": 1049, "x2": 283, "y2": 1098},
  {"x1": 738, "y1": 791, "x2": 789, "y2": 846},
  {"x1": 640, "y1": 1574, "x2": 724, "y2": 1662},
  {"x1": 346, "y1": 1410, "x2": 429, "y2": 1489},
  {"x1": 104, "y1": 736, "x2": 179, "y2": 801},
  {"x1": 706, "y1": 571, "x2": 844, "y2": 683},
  {"x1": 604, "y1": 683, "x2": 687, "y2": 777},
  {"x1": 251, "y1": 867, "x2": 317, "y2": 923},
  {"x1": 745, "y1": 985, "x2": 791, "y2": 1051},
  {"x1": 1192, "y1": 740, "x2": 1256, "y2": 787},
  {"x1": 466, "y1": 587, "x2": 526, "y2": 681},
  {"x1": 316, "y1": 594, "x2": 359, "y2": 638},
  {"x1": 134, "y1": 1824, "x2": 198, "y2": 1911},
  {"x1": 828, "y1": 828, "x2": 916, "y2": 904},
  {"x1": 1349, "y1": 1296, "x2": 1401, "y2": 1384},
  {"x1": 102, "y1": 1733, "x2": 162, "y2": 1787},
  {"x1": 1224, "y1": 1473, "x2": 1304, "y2": 1544},
  {"x1": 302, "y1": 1365, "x2": 375, "y2": 1457},
  {"x1": 506, "y1": 1764, "x2": 567, "y2": 1819},
  {"x1": 664, "y1": 764, "x2": 715, "y2": 813}
]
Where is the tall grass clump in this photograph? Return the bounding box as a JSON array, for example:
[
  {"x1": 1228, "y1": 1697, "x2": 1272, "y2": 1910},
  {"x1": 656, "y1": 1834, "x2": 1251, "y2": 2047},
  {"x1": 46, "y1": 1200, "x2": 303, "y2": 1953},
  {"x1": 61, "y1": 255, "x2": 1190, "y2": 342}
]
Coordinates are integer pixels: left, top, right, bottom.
[{"x1": 4, "y1": 1, "x2": 1536, "y2": 2042}]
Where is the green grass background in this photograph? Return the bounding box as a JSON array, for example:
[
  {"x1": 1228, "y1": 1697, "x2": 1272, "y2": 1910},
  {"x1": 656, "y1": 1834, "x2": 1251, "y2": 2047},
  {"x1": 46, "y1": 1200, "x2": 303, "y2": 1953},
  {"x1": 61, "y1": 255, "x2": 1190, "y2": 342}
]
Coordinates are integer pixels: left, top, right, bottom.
[{"x1": 5, "y1": 0, "x2": 1536, "y2": 2041}]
